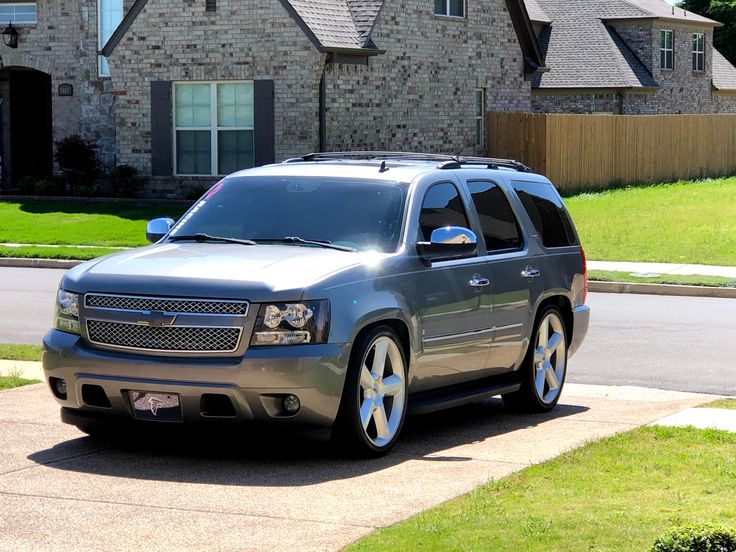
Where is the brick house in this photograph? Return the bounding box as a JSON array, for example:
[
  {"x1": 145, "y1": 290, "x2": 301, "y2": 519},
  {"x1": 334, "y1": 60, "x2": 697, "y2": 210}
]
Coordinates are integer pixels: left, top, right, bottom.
[
  {"x1": 0, "y1": 0, "x2": 544, "y2": 196},
  {"x1": 524, "y1": 0, "x2": 736, "y2": 115}
]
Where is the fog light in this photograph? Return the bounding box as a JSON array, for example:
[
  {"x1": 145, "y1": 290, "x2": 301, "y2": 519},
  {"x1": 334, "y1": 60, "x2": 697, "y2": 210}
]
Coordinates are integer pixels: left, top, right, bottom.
[
  {"x1": 282, "y1": 394, "x2": 300, "y2": 414},
  {"x1": 50, "y1": 377, "x2": 67, "y2": 400}
]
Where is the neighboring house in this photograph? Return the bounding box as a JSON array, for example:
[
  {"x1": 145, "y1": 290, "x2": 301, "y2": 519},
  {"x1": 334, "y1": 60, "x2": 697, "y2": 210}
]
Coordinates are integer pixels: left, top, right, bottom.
[
  {"x1": 524, "y1": 0, "x2": 736, "y2": 114},
  {"x1": 0, "y1": 0, "x2": 545, "y2": 196}
]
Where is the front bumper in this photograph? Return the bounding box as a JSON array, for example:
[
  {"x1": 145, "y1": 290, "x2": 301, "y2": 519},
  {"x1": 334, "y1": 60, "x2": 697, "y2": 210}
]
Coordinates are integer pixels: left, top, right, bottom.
[
  {"x1": 43, "y1": 329, "x2": 351, "y2": 429},
  {"x1": 569, "y1": 304, "x2": 590, "y2": 358}
]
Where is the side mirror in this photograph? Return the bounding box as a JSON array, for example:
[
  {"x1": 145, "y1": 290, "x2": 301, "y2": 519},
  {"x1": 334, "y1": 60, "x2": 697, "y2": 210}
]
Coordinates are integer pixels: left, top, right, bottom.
[
  {"x1": 417, "y1": 226, "x2": 478, "y2": 265},
  {"x1": 146, "y1": 217, "x2": 175, "y2": 243}
]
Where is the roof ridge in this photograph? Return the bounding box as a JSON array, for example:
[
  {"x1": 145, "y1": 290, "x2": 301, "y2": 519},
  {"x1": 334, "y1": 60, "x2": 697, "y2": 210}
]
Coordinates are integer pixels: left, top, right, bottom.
[{"x1": 345, "y1": 0, "x2": 384, "y2": 44}]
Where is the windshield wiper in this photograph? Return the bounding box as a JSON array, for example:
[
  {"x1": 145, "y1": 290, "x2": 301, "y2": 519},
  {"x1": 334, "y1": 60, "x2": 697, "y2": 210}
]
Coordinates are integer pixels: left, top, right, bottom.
[
  {"x1": 168, "y1": 233, "x2": 258, "y2": 246},
  {"x1": 254, "y1": 236, "x2": 357, "y2": 252}
]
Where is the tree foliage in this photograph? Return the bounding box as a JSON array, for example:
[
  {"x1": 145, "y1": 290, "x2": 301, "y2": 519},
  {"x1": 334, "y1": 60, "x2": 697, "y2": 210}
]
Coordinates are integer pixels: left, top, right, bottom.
[{"x1": 678, "y1": 0, "x2": 736, "y2": 66}]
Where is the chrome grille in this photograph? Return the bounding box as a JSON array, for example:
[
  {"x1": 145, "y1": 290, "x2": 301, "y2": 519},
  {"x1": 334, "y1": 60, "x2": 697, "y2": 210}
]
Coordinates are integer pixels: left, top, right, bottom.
[
  {"x1": 85, "y1": 294, "x2": 248, "y2": 316},
  {"x1": 87, "y1": 320, "x2": 241, "y2": 352}
]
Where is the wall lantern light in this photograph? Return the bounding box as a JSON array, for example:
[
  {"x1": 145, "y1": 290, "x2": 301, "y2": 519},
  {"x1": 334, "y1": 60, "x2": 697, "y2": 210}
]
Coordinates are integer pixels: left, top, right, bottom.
[{"x1": 3, "y1": 22, "x2": 18, "y2": 49}]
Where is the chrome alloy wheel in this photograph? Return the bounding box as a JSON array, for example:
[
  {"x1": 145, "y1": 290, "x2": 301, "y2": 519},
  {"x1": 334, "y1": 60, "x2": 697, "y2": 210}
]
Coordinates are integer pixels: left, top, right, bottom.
[
  {"x1": 533, "y1": 311, "x2": 567, "y2": 405},
  {"x1": 358, "y1": 336, "x2": 406, "y2": 448}
]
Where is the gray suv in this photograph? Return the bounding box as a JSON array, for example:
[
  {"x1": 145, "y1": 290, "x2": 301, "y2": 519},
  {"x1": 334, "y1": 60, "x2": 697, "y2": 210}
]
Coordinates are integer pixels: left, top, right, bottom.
[{"x1": 43, "y1": 152, "x2": 590, "y2": 456}]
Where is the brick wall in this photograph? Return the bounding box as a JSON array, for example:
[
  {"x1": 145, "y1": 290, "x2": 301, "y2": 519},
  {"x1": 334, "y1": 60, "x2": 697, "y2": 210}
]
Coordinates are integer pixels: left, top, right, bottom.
[
  {"x1": 324, "y1": 1, "x2": 532, "y2": 155},
  {"x1": 532, "y1": 91, "x2": 620, "y2": 114}
]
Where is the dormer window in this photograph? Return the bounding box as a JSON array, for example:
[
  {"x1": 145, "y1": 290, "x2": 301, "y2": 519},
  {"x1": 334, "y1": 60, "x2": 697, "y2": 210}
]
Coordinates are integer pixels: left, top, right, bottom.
[
  {"x1": 660, "y1": 30, "x2": 674, "y2": 70},
  {"x1": 692, "y1": 33, "x2": 705, "y2": 72},
  {"x1": 435, "y1": 0, "x2": 464, "y2": 18}
]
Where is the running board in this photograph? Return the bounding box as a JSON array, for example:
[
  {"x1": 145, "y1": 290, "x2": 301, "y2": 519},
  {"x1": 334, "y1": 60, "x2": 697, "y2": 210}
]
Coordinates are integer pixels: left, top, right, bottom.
[{"x1": 407, "y1": 377, "x2": 521, "y2": 416}]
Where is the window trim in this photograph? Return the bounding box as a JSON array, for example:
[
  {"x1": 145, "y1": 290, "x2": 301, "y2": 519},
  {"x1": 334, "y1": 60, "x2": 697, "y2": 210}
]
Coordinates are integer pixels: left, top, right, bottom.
[
  {"x1": 172, "y1": 80, "x2": 255, "y2": 177},
  {"x1": 692, "y1": 32, "x2": 705, "y2": 72},
  {"x1": 434, "y1": 0, "x2": 465, "y2": 19},
  {"x1": 467, "y1": 179, "x2": 525, "y2": 255},
  {"x1": 474, "y1": 88, "x2": 486, "y2": 149},
  {"x1": 0, "y1": 2, "x2": 37, "y2": 25},
  {"x1": 660, "y1": 29, "x2": 674, "y2": 70}
]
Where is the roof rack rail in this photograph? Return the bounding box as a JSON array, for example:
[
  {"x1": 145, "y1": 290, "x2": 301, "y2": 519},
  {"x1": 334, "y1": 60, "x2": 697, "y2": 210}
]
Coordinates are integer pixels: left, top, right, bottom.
[{"x1": 294, "y1": 151, "x2": 533, "y2": 173}]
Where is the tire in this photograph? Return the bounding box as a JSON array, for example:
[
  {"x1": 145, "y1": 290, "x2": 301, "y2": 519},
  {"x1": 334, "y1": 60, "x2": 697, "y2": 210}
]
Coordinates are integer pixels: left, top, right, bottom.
[
  {"x1": 333, "y1": 326, "x2": 408, "y2": 457},
  {"x1": 503, "y1": 305, "x2": 568, "y2": 412}
]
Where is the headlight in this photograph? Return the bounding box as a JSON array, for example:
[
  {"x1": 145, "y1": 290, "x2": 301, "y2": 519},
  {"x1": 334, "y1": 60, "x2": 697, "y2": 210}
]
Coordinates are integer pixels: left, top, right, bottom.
[
  {"x1": 55, "y1": 289, "x2": 80, "y2": 335},
  {"x1": 251, "y1": 300, "x2": 329, "y2": 346}
]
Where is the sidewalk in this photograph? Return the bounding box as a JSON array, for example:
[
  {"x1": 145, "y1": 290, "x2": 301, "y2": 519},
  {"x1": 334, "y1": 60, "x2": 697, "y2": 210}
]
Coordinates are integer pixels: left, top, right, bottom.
[{"x1": 589, "y1": 260, "x2": 736, "y2": 278}]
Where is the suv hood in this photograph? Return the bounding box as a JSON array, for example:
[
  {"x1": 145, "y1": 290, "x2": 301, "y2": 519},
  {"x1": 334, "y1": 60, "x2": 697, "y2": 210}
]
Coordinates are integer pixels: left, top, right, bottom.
[{"x1": 62, "y1": 243, "x2": 372, "y2": 302}]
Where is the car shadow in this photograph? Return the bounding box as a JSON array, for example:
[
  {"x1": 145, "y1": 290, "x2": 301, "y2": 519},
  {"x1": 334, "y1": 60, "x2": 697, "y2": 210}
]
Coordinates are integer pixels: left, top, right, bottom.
[{"x1": 27, "y1": 399, "x2": 589, "y2": 487}]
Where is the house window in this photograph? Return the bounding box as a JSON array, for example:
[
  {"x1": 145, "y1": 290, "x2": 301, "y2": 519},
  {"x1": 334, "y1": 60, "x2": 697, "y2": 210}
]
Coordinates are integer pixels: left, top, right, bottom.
[
  {"x1": 98, "y1": 0, "x2": 122, "y2": 76},
  {"x1": 660, "y1": 30, "x2": 674, "y2": 70},
  {"x1": 692, "y1": 33, "x2": 705, "y2": 72},
  {"x1": 205, "y1": 0, "x2": 216, "y2": 12},
  {"x1": 475, "y1": 88, "x2": 485, "y2": 148},
  {"x1": 434, "y1": 0, "x2": 464, "y2": 17},
  {"x1": 0, "y1": 3, "x2": 37, "y2": 24},
  {"x1": 174, "y1": 81, "x2": 255, "y2": 176}
]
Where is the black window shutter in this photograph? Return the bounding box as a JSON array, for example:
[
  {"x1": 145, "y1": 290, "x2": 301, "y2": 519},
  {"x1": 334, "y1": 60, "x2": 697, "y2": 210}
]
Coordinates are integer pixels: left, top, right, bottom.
[
  {"x1": 150, "y1": 81, "x2": 173, "y2": 176},
  {"x1": 205, "y1": 0, "x2": 216, "y2": 12},
  {"x1": 253, "y1": 80, "x2": 275, "y2": 166}
]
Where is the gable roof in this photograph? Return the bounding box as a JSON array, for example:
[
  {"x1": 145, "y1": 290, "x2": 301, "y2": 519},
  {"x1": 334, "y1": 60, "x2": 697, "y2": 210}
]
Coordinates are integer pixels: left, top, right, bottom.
[
  {"x1": 713, "y1": 49, "x2": 736, "y2": 92},
  {"x1": 524, "y1": 0, "x2": 550, "y2": 24},
  {"x1": 607, "y1": 0, "x2": 721, "y2": 26},
  {"x1": 530, "y1": 0, "x2": 658, "y2": 90}
]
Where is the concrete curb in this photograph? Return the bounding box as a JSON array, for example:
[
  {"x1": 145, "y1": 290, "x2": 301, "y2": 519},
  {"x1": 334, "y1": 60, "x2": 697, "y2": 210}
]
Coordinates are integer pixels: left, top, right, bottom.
[
  {"x1": 589, "y1": 280, "x2": 736, "y2": 299},
  {"x1": 0, "y1": 257, "x2": 81, "y2": 269}
]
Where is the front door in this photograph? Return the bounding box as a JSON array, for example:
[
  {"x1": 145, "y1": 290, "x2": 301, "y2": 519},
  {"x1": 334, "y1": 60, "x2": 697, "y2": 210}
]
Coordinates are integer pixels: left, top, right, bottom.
[{"x1": 410, "y1": 181, "x2": 493, "y2": 392}]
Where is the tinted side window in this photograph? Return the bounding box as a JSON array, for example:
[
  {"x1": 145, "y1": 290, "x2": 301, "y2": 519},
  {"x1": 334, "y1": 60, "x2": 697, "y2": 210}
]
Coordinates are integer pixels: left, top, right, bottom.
[
  {"x1": 418, "y1": 182, "x2": 470, "y2": 241},
  {"x1": 467, "y1": 181, "x2": 522, "y2": 253},
  {"x1": 511, "y1": 181, "x2": 578, "y2": 248}
]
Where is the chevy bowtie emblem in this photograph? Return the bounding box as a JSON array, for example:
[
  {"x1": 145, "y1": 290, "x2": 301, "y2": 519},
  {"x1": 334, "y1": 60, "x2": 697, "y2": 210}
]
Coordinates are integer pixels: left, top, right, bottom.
[{"x1": 138, "y1": 311, "x2": 178, "y2": 327}]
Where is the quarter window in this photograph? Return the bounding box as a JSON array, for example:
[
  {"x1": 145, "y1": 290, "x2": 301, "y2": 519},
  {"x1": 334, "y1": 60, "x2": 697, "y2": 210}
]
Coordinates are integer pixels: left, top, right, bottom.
[
  {"x1": 511, "y1": 181, "x2": 578, "y2": 248},
  {"x1": 98, "y1": 0, "x2": 122, "y2": 76},
  {"x1": 475, "y1": 88, "x2": 485, "y2": 148},
  {"x1": 434, "y1": 0, "x2": 464, "y2": 17},
  {"x1": 173, "y1": 82, "x2": 255, "y2": 176},
  {"x1": 0, "y1": 3, "x2": 37, "y2": 24},
  {"x1": 692, "y1": 33, "x2": 705, "y2": 72},
  {"x1": 660, "y1": 30, "x2": 674, "y2": 70},
  {"x1": 468, "y1": 181, "x2": 521, "y2": 253},
  {"x1": 419, "y1": 183, "x2": 470, "y2": 241}
]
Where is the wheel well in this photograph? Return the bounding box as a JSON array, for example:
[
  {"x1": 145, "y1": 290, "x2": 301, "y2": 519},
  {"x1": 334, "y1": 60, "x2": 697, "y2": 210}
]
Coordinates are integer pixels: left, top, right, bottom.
[
  {"x1": 354, "y1": 319, "x2": 411, "y2": 367},
  {"x1": 536, "y1": 296, "x2": 573, "y2": 344}
]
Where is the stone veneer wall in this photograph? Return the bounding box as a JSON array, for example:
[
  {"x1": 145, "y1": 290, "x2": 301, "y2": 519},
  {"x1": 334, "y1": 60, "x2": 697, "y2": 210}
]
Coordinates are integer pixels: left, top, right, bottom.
[
  {"x1": 107, "y1": 0, "x2": 324, "y2": 197},
  {"x1": 324, "y1": 0, "x2": 532, "y2": 155},
  {"x1": 0, "y1": 0, "x2": 117, "y2": 182}
]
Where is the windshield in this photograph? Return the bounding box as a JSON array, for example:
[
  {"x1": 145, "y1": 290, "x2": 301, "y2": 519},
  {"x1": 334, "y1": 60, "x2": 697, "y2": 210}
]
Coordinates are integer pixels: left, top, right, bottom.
[{"x1": 169, "y1": 176, "x2": 407, "y2": 253}]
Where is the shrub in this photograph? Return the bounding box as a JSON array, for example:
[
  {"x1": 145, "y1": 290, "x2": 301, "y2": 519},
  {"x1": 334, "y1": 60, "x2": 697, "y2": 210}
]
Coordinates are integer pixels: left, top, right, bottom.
[
  {"x1": 17, "y1": 176, "x2": 37, "y2": 195},
  {"x1": 54, "y1": 135, "x2": 102, "y2": 196},
  {"x1": 185, "y1": 185, "x2": 209, "y2": 201},
  {"x1": 109, "y1": 165, "x2": 141, "y2": 198},
  {"x1": 35, "y1": 178, "x2": 61, "y2": 196},
  {"x1": 651, "y1": 524, "x2": 736, "y2": 552}
]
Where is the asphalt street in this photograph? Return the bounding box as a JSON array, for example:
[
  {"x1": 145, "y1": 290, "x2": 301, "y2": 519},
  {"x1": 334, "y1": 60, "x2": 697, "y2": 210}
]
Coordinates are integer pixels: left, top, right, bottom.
[{"x1": 0, "y1": 266, "x2": 734, "y2": 396}]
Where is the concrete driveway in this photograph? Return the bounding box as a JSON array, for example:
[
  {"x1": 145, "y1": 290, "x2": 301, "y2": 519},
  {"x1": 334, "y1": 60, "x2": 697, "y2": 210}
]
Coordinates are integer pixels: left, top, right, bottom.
[{"x1": 0, "y1": 383, "x2": 714, "y2": 552}]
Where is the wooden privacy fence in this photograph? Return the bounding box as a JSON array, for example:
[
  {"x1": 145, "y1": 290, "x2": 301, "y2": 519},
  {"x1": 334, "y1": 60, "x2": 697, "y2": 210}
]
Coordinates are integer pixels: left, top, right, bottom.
[{"x1": 487, "y1": 112, "x2": 736, "y2": 191}]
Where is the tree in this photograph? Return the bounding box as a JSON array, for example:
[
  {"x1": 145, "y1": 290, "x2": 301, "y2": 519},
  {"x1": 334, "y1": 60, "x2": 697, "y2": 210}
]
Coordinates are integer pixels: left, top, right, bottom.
[{"x1": 678, "y1": 0, "x2": 736, "y2": 66}]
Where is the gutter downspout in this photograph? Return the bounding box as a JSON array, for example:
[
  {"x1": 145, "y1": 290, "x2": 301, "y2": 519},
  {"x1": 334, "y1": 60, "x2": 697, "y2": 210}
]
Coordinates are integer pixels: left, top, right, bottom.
[{"x1": 319, "y1": 66, "x2": 326, "y2": 152}]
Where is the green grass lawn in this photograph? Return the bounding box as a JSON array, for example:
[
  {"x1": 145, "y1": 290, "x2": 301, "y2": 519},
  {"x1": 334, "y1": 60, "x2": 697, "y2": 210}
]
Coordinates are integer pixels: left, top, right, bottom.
[
  {"x1": 0, "y1": 344, "x2": 43, "y2": 362},
  {"x1": 348, "y1": 426, "x2": 736, "y2": 552},
  {"x1": 589, "y1": 270, "x2": 736, "y2": 288},
  {"x1": 0, "y1": 376, "x2": 41, "y2": 390},
  {"x1": 0, "y1": 200, "x2": 187, "y2": 248},
  {"x1": 0, "y1": 245, "x2": 123, "y2": 260},
  {"x1": 699, "y1": 399, "x2": 736, "y2": 410},
  {"x1": 566, "y1": 177, "x2": 736, "y2": 266}
]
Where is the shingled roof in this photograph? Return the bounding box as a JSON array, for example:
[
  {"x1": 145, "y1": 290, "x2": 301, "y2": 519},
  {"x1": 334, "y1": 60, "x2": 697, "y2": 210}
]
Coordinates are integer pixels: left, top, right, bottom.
[{"x1": 713, "y1": 50, "x2": 736, "y2": 92}]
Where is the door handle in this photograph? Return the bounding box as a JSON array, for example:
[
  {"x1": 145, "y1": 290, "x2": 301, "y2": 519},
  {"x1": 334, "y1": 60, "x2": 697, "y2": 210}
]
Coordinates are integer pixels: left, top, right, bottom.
[
  {"x1": 521, "y1": 267, "x2": 541, "y2": 279},
  {"x1": 469, "y1": 276, "x2": 490, "y2": 287}
]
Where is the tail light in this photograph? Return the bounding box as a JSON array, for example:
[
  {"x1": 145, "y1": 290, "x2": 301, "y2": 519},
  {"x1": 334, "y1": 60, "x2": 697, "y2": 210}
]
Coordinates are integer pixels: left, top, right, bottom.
[{"x1": 580, "y1": 245, "x2": 588, "y2": 304}]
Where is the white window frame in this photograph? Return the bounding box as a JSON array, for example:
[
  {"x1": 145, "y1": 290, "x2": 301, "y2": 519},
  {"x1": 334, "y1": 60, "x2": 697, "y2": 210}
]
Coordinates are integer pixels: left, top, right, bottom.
[
  {"x1": 0, "y1": 3, "x2": 37, "y2": 25},
  {"x1": 434, "y1": 0, "x2": 464, "y2": 18},
  {"x1": 173, "y1": 80, "x2": 255, "y2": 177},
  {"x1": 98, "y1": 0, "x2": 122, "y2": 77},
  {"x1": 474, "y1": 88, "x2": 485, "y2": 148},
  {"x1": 660, "y1": 30, "x2": 674, "y2": 70},
  {"x1": 692, "y1": 33, "x2": 705, "y2": 72}
]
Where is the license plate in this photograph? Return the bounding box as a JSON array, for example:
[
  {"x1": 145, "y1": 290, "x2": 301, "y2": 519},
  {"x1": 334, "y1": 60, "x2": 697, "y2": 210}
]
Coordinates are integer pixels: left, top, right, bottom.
[{"x1": 129, "y1": 391, "x2": 182, "y2": 422}]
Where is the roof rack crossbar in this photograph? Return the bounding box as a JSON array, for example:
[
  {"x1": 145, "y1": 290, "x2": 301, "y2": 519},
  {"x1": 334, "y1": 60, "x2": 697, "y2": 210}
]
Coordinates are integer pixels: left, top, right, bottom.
[{"x1": 295, "y1": 152, "x2": 532, "y2": 173}]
